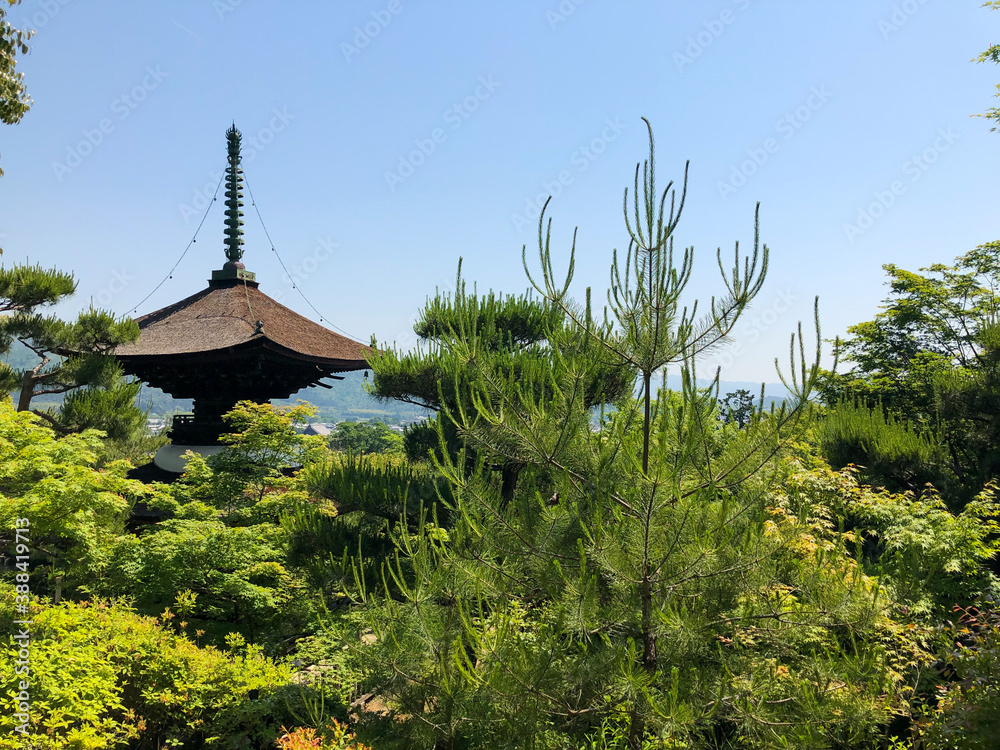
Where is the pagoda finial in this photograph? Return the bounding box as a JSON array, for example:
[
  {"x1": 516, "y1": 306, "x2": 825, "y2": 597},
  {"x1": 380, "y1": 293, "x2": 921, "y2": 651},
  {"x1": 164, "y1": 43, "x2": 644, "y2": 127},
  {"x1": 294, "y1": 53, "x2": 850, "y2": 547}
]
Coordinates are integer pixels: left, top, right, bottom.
[{"x1": 224, "y1": 125, "x2": 245, "y2": 263}]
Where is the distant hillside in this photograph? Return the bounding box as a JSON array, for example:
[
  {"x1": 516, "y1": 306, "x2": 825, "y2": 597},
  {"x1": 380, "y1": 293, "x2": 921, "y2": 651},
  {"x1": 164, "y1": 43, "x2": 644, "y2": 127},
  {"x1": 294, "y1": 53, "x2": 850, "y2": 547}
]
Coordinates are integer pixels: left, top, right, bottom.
[
  {"x1": 2, "y1": 340, "x2": 40, "y2": 372},
  {"x1": 270, "y1": 370, "x2": 430, "y2": 424},
  {"x1": 122, "y1": 371, "x2": 428, "y2": 425},
  {"x1": 3, "y1": 341, "x2": 792, "y2": 423},
  {"x1": 665, "y1": 374, "x2": 790, "y2": 409}
]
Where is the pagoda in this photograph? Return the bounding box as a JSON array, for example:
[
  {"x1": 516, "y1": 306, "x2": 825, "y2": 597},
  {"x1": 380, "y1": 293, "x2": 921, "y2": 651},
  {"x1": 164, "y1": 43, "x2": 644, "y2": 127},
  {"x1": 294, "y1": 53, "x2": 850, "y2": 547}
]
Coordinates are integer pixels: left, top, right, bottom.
[{"x1": 116, "y1": 125, "x2": 369, "y2": 472}]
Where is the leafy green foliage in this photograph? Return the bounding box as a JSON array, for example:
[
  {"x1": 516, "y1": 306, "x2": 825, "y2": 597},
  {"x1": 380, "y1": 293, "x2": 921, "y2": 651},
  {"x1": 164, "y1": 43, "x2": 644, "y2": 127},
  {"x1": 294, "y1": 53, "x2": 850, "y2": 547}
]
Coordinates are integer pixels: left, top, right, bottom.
[
  {"x1": 0, "y1": 399, "x2": 153, "y2": 601},
  {"x1": 98, "y1": 518, "x2": 302, "y2": 643},
  {"x1": 286, "y1": 452, "x2": 450, "y2": 597},
  {"x1": 912, "y1": 604, "x2": 1000, "y2": 749},
  {"x1": 286, "y1": 608, "x2": 385, "y2": 731},
  {"x1": 932, "y1": 319, "x2": 1000, "y2": 492},
  {"x1": 820, "y1": 244, "x2": 1000, "y2": 505},
  {"x1": 821, "y1": 244, "x2": 1000, "y2": 408},
  {"x1": 340, "y1": 121, "x2": 922, "y2": 749},
  {"x1": 328, "y1": 421, "x2": 403, "y2": 455},
  {"x1": 94, "y1": 402, "x2": 330, "y2": 644},
  {"x1": 819, "y1": 400, "x2": 949, "y2": 495},
  {"x1": 0, "y1": 0, "x2": 31, "y2": 178},
  {"x1": 0, "y1": 585, "x2": 313, "y2": 749},
  {"x1": 172, "y1": 401, "x2": 325, "y2": 517},
  {"x1": 780, "y1": 463, "x2": 1000, "y2": 621}
]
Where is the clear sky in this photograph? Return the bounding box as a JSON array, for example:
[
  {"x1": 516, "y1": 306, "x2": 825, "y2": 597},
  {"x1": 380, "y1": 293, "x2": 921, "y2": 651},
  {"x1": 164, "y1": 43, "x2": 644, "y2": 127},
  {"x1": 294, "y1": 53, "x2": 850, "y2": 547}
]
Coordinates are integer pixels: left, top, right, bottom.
[{"x1": 2, "y1": 0, "x2": 999, "y2": 385}]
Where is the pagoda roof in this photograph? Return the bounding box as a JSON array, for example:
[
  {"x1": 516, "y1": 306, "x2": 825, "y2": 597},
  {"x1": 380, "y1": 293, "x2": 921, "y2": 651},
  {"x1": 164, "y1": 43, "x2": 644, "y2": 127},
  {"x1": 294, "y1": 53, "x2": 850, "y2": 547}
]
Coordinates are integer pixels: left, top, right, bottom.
[{"x1": 115, "y1": 278, "x2": 370, "y2": 369}]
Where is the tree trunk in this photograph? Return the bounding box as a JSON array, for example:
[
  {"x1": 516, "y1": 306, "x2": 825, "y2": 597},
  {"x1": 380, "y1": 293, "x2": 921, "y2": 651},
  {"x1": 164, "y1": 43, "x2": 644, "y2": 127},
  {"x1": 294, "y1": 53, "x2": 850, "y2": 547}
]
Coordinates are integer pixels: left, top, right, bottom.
[
  {"x1": 641, "y1": 576, "x2": 656, "y2": 670},
  {"x1": 628, "y1": 574, "x2": 658, "y2": 748},
  {"x1": 631, "y1": 371, "x2": 654, "y2": 747},
  {"x1": 500, "y1": 463, "x2": 521, "y2": 506},
  {"x1": 628, "y1": 714, "x2": 645, "y2": 749},
  {"x1": 642, "y1": 372, "x2": 652, "y2": 475},
  {"x1": 17, "y1": 371, "x2": 35, "y2": 412}
]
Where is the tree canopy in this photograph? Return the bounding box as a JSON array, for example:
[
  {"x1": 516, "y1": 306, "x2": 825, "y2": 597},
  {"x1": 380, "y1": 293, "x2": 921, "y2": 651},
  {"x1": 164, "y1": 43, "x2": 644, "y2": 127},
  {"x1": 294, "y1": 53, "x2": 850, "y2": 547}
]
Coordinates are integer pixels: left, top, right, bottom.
[
  {"x1": 0, "y1": 0, "x2": 31, "y2": 179},
  {"x1": 328, "y1": 420, "x2": 403, "y2": 455},
  {"x1": 819, "y1": 244, "x2": 1000, "y2": 503},
  {"x1": 325, "y1": 121, "x2": 932, "y2": 750},
  {"x1": 976, "y1": 1, "x2": 1000, "y2": 131},
  {"x1": 368, "y1": 266, "x2": 635, "y2": 500},
  {"x1": 0, "y1": 263, "x2": 148, "y2": 447}
]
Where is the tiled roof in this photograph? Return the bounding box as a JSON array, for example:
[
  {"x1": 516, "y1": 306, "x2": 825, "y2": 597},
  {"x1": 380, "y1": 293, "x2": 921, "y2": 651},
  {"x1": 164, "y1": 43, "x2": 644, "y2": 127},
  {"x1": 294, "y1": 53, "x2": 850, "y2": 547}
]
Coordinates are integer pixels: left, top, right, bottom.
[{"x1": 115, "y1": 280, "x2": 370, "y2": 366}]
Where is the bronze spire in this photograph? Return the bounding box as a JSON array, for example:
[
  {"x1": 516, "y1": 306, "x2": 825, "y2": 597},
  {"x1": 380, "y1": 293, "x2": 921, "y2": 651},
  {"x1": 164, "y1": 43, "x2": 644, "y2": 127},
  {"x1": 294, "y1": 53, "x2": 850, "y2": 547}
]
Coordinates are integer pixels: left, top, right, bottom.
[
  {"x1": 223, "y1": 124, "x2": 245, "y2": 263},
  {"x1": 212, "y1": 125, "x2": 256, "y2": 284}
]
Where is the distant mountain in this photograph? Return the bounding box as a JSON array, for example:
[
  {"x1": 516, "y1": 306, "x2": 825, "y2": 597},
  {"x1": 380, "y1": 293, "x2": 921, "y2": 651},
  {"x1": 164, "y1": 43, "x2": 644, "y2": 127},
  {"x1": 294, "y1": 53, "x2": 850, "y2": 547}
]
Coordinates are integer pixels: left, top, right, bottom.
[
  {"x1": 137, "y1": 370, "x2": 428, "y2": 425},
  {"x1": 662, "y1": 373, "x2": 789, "y2": 400},
  {"x1": 4, "y1": 340, "x2": 792, "y2": 423}
]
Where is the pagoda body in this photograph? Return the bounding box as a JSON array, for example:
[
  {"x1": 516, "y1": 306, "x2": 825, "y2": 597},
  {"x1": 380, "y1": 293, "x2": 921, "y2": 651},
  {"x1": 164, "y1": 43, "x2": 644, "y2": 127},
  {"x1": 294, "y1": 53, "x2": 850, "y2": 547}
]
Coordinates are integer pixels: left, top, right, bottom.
[{"x1": 116, "y1": 126, "x2": 368, "y2": 460}]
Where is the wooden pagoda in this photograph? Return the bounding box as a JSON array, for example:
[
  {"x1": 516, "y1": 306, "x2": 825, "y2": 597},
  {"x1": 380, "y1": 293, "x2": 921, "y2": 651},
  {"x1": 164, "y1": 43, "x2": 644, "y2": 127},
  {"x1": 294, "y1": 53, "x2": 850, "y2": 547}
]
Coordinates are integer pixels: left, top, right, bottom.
[{"x1": 115, "y1": 125, "x2": 369, "y2": 451}]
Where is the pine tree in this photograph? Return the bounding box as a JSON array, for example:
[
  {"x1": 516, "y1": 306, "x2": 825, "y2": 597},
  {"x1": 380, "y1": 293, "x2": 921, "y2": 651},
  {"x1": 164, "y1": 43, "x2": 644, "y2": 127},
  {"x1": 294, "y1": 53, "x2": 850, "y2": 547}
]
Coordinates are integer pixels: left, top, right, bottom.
[
  {"x1": 347, "y1": 122, "x2": 914, "y2": 749},
  {"x1": 0, "y1": 263, "x2": 77, "y2": 394},
  {"x1": 368, "y1": 270, "x2": 634, "y2": 500},
  {"x1": 0, "y1": 264, "x2": 143, "y2": 437},
  {"x1": 719, "y1": 388, "x2": 756, "y2": 428}
]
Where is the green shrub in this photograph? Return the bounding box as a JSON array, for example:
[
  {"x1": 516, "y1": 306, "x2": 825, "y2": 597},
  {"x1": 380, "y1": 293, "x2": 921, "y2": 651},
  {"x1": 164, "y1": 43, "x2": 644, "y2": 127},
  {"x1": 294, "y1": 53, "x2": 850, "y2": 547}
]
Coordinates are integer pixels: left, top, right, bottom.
[
  {"x1": 285, "y1": 453, "x2": 451, "y2": 595},
  {"x1": 819, "y1": 400, "x2": 949, "y2": 496},
  {"x1": 912, "y1": 604, "x2": 1000, "y2": 749},
  {"x1": 780, "y1": 463, "x2": 1000, "y2": 621},
  {"x1": 96, "y1": 518, "x2": 305, "y2": 645},
  {"x1": 327, "y1": 421, "x2": 403, "y2": 456},
  {"x1": 0, "y1": 585, "x2": 322, "y2": 749},
  {"x1": 0, "y1": 401, "x2": 156, "y2": 601}
]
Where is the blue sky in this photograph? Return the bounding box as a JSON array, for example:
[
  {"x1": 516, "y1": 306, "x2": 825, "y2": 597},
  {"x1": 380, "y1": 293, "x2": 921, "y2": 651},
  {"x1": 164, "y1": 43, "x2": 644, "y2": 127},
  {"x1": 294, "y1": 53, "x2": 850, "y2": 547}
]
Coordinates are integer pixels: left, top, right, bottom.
[{"x1": 2, "y1": 0, "x2": 999, "y2": 385}]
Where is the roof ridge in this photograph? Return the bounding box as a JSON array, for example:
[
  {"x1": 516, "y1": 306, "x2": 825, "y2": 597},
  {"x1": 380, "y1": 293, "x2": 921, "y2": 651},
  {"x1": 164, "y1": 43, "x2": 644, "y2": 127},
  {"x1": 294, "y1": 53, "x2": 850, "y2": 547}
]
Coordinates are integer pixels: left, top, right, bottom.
[{"x1": 116, "y1": 282, "x2": 370, "y2": 363}]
